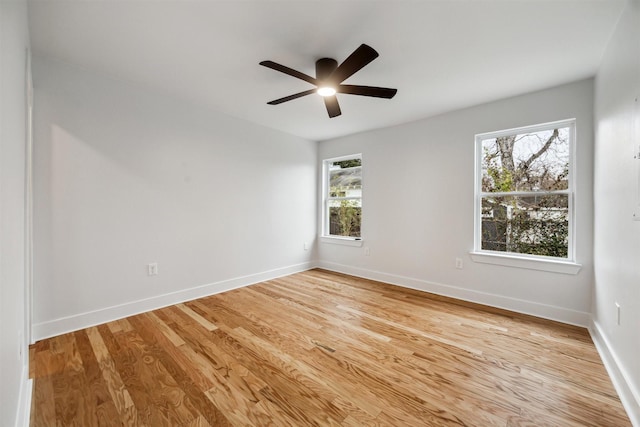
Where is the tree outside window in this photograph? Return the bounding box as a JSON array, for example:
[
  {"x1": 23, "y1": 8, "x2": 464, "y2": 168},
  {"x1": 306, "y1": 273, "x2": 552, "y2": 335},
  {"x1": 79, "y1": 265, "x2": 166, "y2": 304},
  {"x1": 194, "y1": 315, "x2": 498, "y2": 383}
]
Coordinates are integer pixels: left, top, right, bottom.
[
  {"x1": 324, "y1": 156, "x2": 362, "y2": 238},
  {"x1": 477, "y1": 121, "x2": 574, "y2": 259}
]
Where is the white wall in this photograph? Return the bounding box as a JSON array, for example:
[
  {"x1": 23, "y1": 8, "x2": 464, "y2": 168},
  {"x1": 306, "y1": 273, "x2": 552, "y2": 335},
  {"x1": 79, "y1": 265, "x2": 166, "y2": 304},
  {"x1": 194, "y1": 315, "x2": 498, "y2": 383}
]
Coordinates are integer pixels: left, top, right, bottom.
[
  {"x1": 593, "y1": 0, "x2": 640, "y2": 423},
  {"x1": 318, "y1": 79, "x2": 595, "y2": 325},
  {"x1": 32, "y1": 56, "x2": 317, "y2": 339},
  {"x1": 0, "y1": 1, "x2": 32, "y2": 426}
]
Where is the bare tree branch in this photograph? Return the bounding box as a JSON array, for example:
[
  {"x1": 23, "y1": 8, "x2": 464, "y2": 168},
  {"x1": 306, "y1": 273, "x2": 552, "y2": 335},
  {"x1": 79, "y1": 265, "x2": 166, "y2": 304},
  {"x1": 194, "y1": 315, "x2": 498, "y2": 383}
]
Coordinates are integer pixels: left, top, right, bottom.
[{"x1": 518, "y1": 129, "x2": 559, "y2": 173}]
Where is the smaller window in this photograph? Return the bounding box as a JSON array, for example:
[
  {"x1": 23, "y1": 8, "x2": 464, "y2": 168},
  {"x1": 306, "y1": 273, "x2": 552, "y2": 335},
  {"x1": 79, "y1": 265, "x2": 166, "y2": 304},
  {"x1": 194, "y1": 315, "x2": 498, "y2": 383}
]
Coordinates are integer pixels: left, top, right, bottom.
[
  {"x1": 323, "y1": 155, "x2": 362, "y2": 239},
  {"x1": 474, "y1": 120, "x2": 575, "y2": 261}
]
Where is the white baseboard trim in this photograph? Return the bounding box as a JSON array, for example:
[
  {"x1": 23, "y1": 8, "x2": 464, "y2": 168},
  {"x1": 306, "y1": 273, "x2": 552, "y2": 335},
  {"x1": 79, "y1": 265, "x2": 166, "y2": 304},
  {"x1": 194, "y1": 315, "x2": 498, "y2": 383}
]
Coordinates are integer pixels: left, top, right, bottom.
[
  {"x1": 589, "y1": 320, "x2": 640, "y2": 427},
  {"x1": 316, "y1": 261, "x2": 590, "y2": 327},
  {"x1": 32, "y1": 262, "x2": 315, "y2": 341},
  {"x1": 28, "y1": 261, "x2": 636, "y2": 425},
  {"x1": 15, "y1": 367, "x2": 32, "y2": 427}
]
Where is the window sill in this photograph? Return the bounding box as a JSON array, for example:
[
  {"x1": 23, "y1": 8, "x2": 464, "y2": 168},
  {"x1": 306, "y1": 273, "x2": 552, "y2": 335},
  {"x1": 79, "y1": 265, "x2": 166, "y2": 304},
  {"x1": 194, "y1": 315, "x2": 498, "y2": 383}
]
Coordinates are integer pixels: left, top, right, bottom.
[
  {"x1": 320, "y1": 236, "x2": 363, "y2": 247},
  {"x1": 469, "y1": 251, "x2": 581, "y2": 275}
]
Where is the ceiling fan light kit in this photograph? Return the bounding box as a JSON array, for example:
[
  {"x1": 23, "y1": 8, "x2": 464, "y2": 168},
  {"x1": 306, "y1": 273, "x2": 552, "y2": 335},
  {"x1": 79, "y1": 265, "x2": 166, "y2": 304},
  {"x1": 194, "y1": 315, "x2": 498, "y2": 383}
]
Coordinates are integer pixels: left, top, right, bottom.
[
  {"x1": 317, "y1": 87, "x2": 337, "y2": 97},
  {"x1": 260, "y1": 44, "x2": 397, "y2": 118}
]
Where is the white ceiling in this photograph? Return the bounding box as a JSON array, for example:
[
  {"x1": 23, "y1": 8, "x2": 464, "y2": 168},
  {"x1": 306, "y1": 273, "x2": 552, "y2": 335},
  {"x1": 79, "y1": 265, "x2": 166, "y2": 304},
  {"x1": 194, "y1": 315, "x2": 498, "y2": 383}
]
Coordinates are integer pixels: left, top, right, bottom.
[{"x1": 27, "y1": 0, "x2": 625, "y2": 141}]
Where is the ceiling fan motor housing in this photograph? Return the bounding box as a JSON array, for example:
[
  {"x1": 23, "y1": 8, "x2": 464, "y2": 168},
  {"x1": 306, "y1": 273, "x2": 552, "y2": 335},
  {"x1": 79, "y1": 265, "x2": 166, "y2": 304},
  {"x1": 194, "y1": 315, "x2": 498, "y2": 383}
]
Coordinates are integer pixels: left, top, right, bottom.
[{"x1": 316, "y1": 58, "x2": 338, "y2": 82}]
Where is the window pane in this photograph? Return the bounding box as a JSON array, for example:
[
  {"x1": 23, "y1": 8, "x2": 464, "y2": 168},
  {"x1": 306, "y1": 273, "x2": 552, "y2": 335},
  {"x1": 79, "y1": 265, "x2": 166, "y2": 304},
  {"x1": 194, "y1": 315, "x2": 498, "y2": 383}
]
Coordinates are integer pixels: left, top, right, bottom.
[
  {"x1": 328, "y1": 199, "x2": 361, "y2": 237},
  {"x1": 481, "y1": 127, "x2": 570, "y2": 192},
  {"x1": 481, "y1": 195, "x2": 568, "y2": 258},
  {"x1": 329, "y1": 163, "x2": 362, "y2": 198}
]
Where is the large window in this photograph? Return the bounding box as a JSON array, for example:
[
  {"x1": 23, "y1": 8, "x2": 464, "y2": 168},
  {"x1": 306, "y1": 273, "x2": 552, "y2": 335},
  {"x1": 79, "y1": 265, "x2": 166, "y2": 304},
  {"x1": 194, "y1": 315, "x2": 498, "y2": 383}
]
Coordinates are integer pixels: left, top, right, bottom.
[
  {"x1": 323, "y1": 155, "x2": 362, "y2": 239},
  {"x1": 475, "y1": 120, "x2": 575, "y2": 260}
]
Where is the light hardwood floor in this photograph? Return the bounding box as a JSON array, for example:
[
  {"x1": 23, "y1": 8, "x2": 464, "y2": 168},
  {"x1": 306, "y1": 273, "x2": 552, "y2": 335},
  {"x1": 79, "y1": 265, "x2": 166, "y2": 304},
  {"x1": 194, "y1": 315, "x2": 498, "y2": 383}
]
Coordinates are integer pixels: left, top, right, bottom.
[{"x1": 30, "y1": 269, "x2": 630, "y2": 426}]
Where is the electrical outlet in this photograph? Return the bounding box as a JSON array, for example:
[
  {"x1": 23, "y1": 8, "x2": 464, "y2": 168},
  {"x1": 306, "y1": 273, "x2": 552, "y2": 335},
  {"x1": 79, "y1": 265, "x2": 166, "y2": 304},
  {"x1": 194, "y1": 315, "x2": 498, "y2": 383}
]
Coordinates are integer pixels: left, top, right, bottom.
[
  {"x1": 615, "y1": 302, "x2": 621, "y2": 325},
  {"x1": 364, "y1": 247, "x2": 370, "y2": 256},
  {"x1": 303, "y1": 242, "x2": 309, "y2": 251},
  {"x1": 147, "y1": 262, "x2": 159, "y2": 276},
  {"x1": 455, "y1": 258, "x2": 463, "y2": 269}
]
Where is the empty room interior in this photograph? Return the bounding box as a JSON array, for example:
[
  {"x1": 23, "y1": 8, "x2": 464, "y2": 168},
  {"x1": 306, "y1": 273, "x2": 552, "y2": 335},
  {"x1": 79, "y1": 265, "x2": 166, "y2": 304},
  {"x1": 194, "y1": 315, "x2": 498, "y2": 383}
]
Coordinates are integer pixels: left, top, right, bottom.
[{"x1": 2, "y1": 0, "x2": 640, "y2": 426}]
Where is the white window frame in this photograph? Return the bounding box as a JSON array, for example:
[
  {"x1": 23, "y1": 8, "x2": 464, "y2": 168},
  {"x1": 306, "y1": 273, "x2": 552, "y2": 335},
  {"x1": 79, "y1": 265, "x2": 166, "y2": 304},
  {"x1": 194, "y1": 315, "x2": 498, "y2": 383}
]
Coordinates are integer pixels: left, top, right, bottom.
[
  {"x1": 471, "y1": 119, "x2": 581, "y2": 274},
  {"x1": 321, "y1": 154, "x2": 363, "y2": 247}
]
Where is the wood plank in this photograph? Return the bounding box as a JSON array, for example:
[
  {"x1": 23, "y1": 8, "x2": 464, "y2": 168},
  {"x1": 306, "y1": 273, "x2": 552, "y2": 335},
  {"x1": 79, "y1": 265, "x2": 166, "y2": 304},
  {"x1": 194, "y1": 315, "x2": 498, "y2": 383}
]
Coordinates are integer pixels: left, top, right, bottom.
[
  {"x1": 177, "y1": 303, "x2": 219, "y2": 331},
  {"x1": 127, "y1": 313, "x2": 233, "y2": 426},
  {"x1": 85, "y1": 326, "x2": 139, "y2": 425},
  {"x1": 30, "y1": 374, "x2": 55, "y2": 426},
  {"x1": 30, "y1": 269, "x2": 631, "y2": 426}
]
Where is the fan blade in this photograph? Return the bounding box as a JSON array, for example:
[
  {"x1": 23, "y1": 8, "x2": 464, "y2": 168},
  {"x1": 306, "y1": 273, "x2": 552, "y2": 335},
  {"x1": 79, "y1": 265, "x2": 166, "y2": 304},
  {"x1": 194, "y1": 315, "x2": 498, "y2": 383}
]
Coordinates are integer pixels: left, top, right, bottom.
[
  {"x1": 324, "y1": 95, "x2": 342, "y2": 118},
  {"x1": 267, "y1": 89, "x2": 317, "y2": 105},
  {"x1": 329, "y1": 44, "x2": 379, "y2": 84},
  {"x1": 259, "y1": 60, "x2": 318, "y2": 85},
  {"x1": 337, "y1": 85, "x2": 397, "y2": 99}
]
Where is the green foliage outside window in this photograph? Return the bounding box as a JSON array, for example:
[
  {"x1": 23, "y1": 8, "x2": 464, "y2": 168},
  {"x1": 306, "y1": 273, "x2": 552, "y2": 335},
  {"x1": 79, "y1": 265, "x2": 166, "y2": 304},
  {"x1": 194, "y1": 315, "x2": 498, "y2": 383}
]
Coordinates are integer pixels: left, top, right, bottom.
[
  {"x1": 330, "y1": 200, "x2": 361, "y2": 237},
  {"x1": 327, "y1": 157, "x2": 362, "y2": 238},
  {"x1": 480, "y1": 126, "x2": 571, "y2": 258}
]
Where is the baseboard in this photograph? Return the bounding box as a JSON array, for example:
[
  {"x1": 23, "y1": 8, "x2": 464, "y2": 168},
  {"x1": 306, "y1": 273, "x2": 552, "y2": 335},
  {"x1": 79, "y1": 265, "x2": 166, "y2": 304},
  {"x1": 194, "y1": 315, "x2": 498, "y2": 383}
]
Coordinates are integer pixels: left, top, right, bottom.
[
  {"x1": 31, "y1": 258, "x2": 590, "y2": 336},
  {"x1": 589, "y1": 320, "x2": 640, "y2": 427},
  {"x1": 316, "y1": 261, "x2": 590, "y2": 327},
  {"x1": 28, "y1": 261, "x2": 636, "y2": 425},
  {"x1": 15, "y1": 367, "x2": 32, "y2": 427},
  {"x1": 32, "y1": 261, "x2": 315, "y2": 341}
]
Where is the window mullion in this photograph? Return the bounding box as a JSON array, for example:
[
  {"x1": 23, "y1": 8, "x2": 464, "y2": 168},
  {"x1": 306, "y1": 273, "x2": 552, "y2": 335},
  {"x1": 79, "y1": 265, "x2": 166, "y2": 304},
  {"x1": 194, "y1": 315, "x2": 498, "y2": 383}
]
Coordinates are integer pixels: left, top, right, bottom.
[
  {"x1": 480, "y1": 190, "x2": 571, "y2": 198},
  {"x1": 327, "y1": 196, "x2": 362, "y2": 201}
]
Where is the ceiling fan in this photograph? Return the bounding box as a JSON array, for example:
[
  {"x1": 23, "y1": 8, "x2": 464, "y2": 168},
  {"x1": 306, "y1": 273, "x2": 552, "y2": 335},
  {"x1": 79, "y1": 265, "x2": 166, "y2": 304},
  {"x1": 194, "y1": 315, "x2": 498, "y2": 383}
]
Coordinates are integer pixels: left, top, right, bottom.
[{"x1": 260, "y1": 44, "x2": 397, "y2": 118}]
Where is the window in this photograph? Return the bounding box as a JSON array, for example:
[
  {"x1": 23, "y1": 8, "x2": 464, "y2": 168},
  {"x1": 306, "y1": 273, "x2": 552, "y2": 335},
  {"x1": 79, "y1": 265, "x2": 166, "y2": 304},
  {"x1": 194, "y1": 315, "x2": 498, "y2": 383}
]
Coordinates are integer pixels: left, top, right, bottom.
[
  {"x1": 323, "y1": 155, "x2": 362, "y2": 240},
  {"x1": 474, "y1": 120, "x2": 575, "y2": 261}
]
